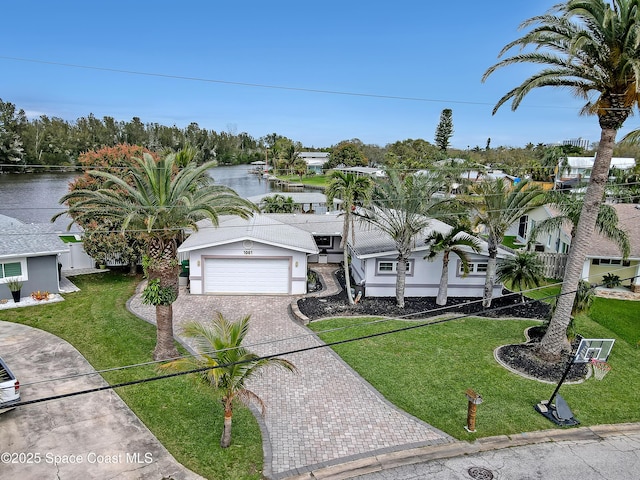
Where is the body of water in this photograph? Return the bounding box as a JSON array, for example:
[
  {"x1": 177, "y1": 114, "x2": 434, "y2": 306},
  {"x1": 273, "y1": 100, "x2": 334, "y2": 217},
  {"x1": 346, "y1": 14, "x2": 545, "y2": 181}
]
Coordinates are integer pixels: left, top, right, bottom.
[{"x1": 0, "y1": 165, "x2": 275, "y2": 231}]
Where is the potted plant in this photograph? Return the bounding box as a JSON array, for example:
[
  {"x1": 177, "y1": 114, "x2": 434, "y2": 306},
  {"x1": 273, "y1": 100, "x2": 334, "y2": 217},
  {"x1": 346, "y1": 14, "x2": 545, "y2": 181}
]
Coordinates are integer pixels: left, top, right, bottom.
[
  {"x1": 602, "y1": 273, "x2": 621, "y2": 289},
  {"x1": 6, "y1": 278, "x2": 23, "y2": 303}
]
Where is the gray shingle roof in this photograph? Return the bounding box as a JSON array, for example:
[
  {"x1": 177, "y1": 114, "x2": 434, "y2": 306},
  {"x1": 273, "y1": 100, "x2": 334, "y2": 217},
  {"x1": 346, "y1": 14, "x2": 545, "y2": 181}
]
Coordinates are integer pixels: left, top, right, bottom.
[
  {"x1": 0, "y1": 216, "x2": 68, "y2": 259},
  {"x1": 264, "y1": 213, "x2": 343, "y2": 236},
  {"x1": 586, "y1": 203, "x2": 640, "y2": 259},
  {"x1": 178, "y1": 215, "x2": 318, "y2": 254}
]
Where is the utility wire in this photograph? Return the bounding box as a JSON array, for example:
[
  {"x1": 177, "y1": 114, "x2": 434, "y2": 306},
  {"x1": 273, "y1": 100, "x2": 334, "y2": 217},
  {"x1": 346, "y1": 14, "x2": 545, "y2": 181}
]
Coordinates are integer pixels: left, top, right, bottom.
[
  {"x1": 0, "y1": 55, "x2": 576, "y2": 110},
  {"x1": 8, "y1": 270, "x2": 637, "y2": 395}
]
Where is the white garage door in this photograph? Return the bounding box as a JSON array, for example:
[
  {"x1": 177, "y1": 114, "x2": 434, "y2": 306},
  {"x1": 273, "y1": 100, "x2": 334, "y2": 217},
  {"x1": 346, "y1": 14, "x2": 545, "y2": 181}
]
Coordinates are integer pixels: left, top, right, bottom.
[{"x1": 204, "y1": 258, "x2": 290, "y2": 294}]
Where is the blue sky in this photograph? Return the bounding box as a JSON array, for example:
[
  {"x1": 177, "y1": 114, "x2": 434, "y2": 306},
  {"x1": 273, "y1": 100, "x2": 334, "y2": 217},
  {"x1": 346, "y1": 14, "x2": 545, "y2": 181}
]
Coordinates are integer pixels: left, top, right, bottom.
[{"x1": 1, "y1": 1, "x2": 630, "y2": 150}]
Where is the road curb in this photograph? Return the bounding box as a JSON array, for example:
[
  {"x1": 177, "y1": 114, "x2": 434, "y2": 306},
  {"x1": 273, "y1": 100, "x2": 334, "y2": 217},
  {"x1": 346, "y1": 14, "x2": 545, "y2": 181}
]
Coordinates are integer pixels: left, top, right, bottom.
[{"x1": 282, "y1": 423, "x2": 640, "y2": 480}]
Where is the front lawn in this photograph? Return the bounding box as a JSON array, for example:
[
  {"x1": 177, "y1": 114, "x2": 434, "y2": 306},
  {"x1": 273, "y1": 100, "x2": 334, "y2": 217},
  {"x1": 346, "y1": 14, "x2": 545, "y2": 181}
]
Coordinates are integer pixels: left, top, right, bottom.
[
  {"x1": 309, "y1": 310, "x2": 640, "y2": 441},
  {"x1": 0, "y1": 273, "x2": 263, "y2": 480}
]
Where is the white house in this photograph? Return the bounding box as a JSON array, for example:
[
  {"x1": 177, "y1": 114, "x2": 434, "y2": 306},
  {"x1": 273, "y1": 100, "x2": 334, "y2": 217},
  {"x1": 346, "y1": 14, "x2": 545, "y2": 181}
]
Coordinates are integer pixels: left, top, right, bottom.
[
  {"x1": 348, "y1": 217, "x2": 509, "y2": 299},
  {"x1": 178, "y1": 215, "x2": 318, "y2": 295},
  {"x1": 506, "y1": 205, "x2": 572, "y2": 254},
  {"x1": 560, "y1": 156, "x2": 635, "y2": 182},
  {"x1": 178, "y1": 212, "x2": 510, "y2": 298},
  {"x1": 299, "y1": 152, "x2": 330, "y2": 174}
]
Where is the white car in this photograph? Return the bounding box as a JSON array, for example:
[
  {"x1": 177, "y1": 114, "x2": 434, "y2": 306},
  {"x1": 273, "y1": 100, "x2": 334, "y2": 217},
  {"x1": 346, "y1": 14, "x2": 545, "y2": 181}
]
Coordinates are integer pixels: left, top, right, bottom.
[{"x1": 0, "y1": 356, "x2": 20, "y2": 413}]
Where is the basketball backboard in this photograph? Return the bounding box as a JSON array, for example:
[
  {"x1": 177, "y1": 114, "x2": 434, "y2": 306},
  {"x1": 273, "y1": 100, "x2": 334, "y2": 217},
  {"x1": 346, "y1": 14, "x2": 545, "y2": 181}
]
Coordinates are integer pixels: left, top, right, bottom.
[{"x1": 574, "y1": 338, "x2": 615, "y2": 363}]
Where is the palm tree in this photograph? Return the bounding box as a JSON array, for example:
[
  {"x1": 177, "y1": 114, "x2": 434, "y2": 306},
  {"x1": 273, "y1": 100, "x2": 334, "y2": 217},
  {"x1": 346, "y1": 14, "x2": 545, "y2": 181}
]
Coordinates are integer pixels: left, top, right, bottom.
[
  {"x1": 483, "y1": 0, "x2": 640, "y2": 359},
  {"x1": 55, "y1": 151, "x2": 257, "y2": 360},
  {"x1": 497, "y1": 251, "x2": 545, "y2": 303},
  {"x1": 261, "y1": 194, "x2": 296, "y2": 213},
  {"x1": 160, "y1": 313, "x2": 296, "y2": 448},
  {"x1": 356, "y1": 170, "x2": 452, "y2": 308},
  {"x1": 424, "y1": 223, "x2": 480, "y2": 306},
  {"x1": 325, "y1": 171, "x2": 373, "y2": 304},
  {"x1": 540, "y1": 146, "x2": 569, "y2": 188},
  {"x1": 529, "y1": 192, "x2": 630, "y2": 258},
  {"x1": 469, "y1": 178, "x2": 543, "y2": 307}
]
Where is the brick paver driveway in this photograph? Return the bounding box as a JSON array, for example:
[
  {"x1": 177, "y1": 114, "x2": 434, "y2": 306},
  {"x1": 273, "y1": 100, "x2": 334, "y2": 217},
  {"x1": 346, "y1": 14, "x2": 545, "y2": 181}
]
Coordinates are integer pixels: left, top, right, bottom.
[{"x1": 129, "y1": 268, "x2": 452, "y2": 479}]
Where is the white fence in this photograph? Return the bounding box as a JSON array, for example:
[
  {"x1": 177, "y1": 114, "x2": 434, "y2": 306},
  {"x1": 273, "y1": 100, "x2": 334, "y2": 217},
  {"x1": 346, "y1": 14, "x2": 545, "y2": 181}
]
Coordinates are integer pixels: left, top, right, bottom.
[{"x1": 59, "y1": 243, "x2": 95, "y2": 271}]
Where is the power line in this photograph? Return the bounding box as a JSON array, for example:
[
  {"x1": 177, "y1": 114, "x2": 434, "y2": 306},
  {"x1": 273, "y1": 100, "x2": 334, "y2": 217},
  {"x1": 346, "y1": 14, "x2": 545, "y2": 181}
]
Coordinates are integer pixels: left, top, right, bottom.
[
  {"x1": 7, "y1": 269, "x2": 637, "y2": 395},
  {"x1": 2, "y1": 286, "x2": 574, "y2": 407},
  {"x1": 0, "y1": 55, "x2": 577, "y2": 110}
]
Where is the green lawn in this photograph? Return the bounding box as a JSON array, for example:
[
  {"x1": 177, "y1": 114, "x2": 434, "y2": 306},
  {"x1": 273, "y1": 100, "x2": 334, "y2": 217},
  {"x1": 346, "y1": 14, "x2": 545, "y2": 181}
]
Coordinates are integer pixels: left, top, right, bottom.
[
  {"x1": 0, "y1": 273, "x2": 262, "y2": 480},
  {"x1": 277, "y1": 174, "x2": 328, "y2": 188},
  {"x1": 309, "y1": 308, "x2": 640, "y2": 441},
  {"x1": 589, "y1": 297, "x2": 640, "y2": 345},
  {"x1": 507, "y1": 278, "x2": 562, "y2": 304}
]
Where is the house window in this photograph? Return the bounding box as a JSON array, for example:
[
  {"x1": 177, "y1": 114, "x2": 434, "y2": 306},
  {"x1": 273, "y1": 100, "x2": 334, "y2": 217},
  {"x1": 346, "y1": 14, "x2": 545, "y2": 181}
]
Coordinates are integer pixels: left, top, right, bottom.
[
  {"x1": 547, "y1": 235, "x2": 552, "y2": 248},
  {"x1": 596, "y1": 258, "x2": 622, "y2": 265},
  {"x1": 518, "y1": 215, "x2": 528, "y2": 239},
  {"x1": 461, "y1": 262, "x2": 488, "y2": 275},
  {"x1": 376, "y1": 260, "x2": 414, "y2": 275},
  {"x1": 0, "y1": 258, "x2": 27, "y2": 283},
  {"x1": 314, "y1": 236, "x2": 332, "y2": 248}
]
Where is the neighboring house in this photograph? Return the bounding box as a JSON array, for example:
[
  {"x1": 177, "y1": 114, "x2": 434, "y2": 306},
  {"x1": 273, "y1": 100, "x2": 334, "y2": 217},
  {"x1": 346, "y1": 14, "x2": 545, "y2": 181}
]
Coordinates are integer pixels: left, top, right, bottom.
[
  {"x1": 348, "y1": 218, "x2": 509, "y2": 299},
  {"x1": 0, "y1": 214, "x2": 68, "y2": 295},
  {"x1": 507, "y1": 205, "x2": 572, "y2": 254},
  {"x1": 559, "y1": 156, "x2": 635, "y2": 183},
  {"x1": 298, "y1": 152, "x2": 330, "y2": 174},
  {"x1": 333, "y1": 166, "x2": 386, "y2": 178},
  {"x1": 178, "y1": 215, "x2": 318, "y2": 295},
  {"x1": 581, "y1": 204, "x2": 640, "y2": 292}
]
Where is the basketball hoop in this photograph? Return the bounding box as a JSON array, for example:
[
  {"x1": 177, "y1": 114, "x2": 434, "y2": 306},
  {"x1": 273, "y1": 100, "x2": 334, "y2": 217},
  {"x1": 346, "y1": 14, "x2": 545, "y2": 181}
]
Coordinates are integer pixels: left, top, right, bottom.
[{"x1": 590, "y1": 359, "x2": 611, "y2": 380}]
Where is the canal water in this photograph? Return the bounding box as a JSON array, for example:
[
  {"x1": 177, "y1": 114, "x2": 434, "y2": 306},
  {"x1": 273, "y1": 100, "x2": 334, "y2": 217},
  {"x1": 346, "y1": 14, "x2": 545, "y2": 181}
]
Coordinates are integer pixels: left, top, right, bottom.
[{"x1": 0, "y1": 165, "x2": 276, "y2": 231}]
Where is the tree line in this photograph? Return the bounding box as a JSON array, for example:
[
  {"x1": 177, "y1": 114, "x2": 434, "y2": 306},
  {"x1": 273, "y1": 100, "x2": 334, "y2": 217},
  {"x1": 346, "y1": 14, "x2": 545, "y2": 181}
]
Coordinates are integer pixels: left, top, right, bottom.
[{"x1": 3, "y1": 97, "x2": 640, "y2": 183}]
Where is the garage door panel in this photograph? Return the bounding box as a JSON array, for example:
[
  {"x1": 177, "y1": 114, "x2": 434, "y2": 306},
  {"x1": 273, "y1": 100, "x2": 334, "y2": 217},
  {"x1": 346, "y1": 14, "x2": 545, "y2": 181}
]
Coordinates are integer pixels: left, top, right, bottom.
[{"x1": 204, "y1": 258, "x2": 290, "y2": 294}]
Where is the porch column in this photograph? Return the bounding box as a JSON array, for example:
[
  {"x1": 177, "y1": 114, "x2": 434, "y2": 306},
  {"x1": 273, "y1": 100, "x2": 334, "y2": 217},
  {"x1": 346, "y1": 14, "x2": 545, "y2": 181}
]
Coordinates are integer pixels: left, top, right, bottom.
[
  {"x1": 581, "y1": 259, "x2": 591, "y2": 282},
  {"x1": 631, "y1": 262, "x2": 640, "y2": 293}
]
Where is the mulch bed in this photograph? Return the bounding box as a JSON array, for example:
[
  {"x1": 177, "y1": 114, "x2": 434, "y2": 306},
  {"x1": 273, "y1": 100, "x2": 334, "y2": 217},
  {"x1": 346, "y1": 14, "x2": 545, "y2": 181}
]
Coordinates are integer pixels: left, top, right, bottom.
[
  {"x1": 300, "y1": 269, "x2": 587, "y2": 383},
  {"x1": 298, "y1": 270, "x2": 551, "y2": 321},
  {"x1": 497, "y1": 329, "x2": 588, "y2": 383}
]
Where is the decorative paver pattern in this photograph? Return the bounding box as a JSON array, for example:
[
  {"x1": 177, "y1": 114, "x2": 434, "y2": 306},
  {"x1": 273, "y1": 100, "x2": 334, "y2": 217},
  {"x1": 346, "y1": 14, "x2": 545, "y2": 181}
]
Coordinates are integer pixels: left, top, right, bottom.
[{"x1": 128, "y1": 265, "x2": 453, "y2": 479}]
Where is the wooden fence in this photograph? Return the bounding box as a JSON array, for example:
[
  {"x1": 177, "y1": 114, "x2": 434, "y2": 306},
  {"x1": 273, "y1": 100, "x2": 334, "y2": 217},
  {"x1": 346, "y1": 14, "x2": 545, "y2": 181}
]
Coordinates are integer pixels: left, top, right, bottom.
[{"x1": 537, "y1": 252, "x2": 569, "y2": 279}]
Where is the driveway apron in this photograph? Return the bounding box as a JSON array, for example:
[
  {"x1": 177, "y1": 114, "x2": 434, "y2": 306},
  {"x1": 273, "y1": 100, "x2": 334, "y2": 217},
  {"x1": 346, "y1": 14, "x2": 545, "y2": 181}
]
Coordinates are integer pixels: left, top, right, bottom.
[
  {"x1": 0, "y1": 321, "x2": 203, "y2": 480},
  {"x1": 129, "y1": 267, "x2": 453, "y2": 479}
]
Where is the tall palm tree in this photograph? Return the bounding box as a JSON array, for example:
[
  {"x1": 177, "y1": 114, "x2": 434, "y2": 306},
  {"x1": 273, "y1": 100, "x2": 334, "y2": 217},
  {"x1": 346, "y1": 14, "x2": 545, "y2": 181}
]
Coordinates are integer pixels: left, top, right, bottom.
[
  {"x1": 325, "y1": 171, "x2": 373, "y2": 304},
  {"x1": 424, "y1": 223, "x2": 480, "y2": 306},
  {"x1": 356, "y1": 170, "x2": 451, "y2": 308},
  {"x1": 469, "y1": 178, "x2": 543, "y2": 307},
  {"x1": 160, "y1": 313, "x2": 296, "y2": 448},
  {"x1": 529, "y1": 192, "x2": 630, "y2": 258},
  {"x1": 55, "y1": 151, "x2": 258, "y2": 360},
  {"x1": 483, "y1": 0, "x2": 640, "y2": 359},
  {"x1": 497, "y1": 251, "x2": 545, "y2": 303}
]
